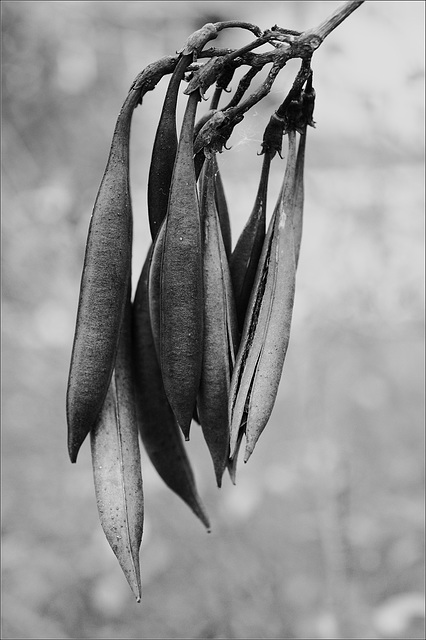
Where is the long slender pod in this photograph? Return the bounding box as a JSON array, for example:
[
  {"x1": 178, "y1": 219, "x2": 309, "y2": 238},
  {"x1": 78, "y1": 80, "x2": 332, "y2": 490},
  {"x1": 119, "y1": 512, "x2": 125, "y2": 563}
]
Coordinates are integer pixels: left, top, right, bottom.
[
  {"x1": 229, "y1": 130, "x2": 298, "y2": 463},
  {"x1": 91, "y1": 292, "x2": 144, "y2": 602},
  {"x1": 197, "y1": 155, "x2": 238, "y2": 487},
  {"x1": 293, "y1": 128, "x2": 306, "y2": 269},
  {"x1": 212, "y1": 154, "x2": 232, "y2": 260},
  {"x1": 147, "y1": 54, "x2": 192, "y2": 240},
  {"x1": 67, "y1": 89, "x2": 140, "y2": 463},
  {"x1": 230, "y1": 151, "x2": 272, "y2": 332},
  {"x1": 293, "y1": 74, "x2": 315, "y2": 268},
  {"x1": 160, "y1": 90, "x2": 203, "y2": 439},
  {"x1": 132, "y1": 248, "x2": 210, "y2": 530}
]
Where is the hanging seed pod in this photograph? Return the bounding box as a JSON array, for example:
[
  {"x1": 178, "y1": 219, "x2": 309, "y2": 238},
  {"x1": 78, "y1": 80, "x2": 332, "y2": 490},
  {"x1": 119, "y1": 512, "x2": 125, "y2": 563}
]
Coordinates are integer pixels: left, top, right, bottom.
[
  {"x1": 160, "y1": 90, "x2": 203, "y2": 440},
  {"x1": 132, "y1": 248, "x2": 210, "y2": 530},
  {"x1": 230, "y1": 151, "x2": 273, "y2": 333},
  {"x1": 147, "y1": 54, "x2": 192, "y2": 241},
  {"x1": 293, "y1": 75, "x2": 315, "y2": 268},
  {"x1": 212, "y1": 154, "x2": 232, "y2": 260},
  {"x1": 91, "y1": 293, "x2": 144, "y2": 603},
  {"x1": 229, "y1": 130, "x2": 298, "y2": 464},
  {"x1": 226, "y1": 428, "x2": 244, "y2": 485},
  {"x1": 67, "y1": 89, "x2": 139, "y2": 463},
  {"x1": 197, "y1": 155, "x2": 238, "y2": 487},
  {"x1": 147, "y1": 217, "x2": 166, "y2": 361},
  {"x1": 293, "y1": 128, "x2": 307, "y2": 269}
]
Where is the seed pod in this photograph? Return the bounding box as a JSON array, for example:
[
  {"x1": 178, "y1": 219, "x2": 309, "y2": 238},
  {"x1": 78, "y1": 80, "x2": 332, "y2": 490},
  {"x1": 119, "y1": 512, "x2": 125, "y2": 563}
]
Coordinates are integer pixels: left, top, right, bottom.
[
  {"x1": 212, "y1": 154, "x2": 232, "y2": 260},
  {"x1": 293, "y1": 128, "x2": 307, "y2": 269},
  {"x1": 229, "y1": 131, "x2": 298, "y2": 463},
  {"x1": 147, "y1": 217, "x2": 166, "y2": 361},
  {"x1": 226, "y1": 428, "x2": 244, "y2": 485},
  {"x1": 230, "y1": 151, "x2": 272, "y2": 332},
  {"x1": 160, "y1": 90, "x2": 203, "y2": 439},
  {"x1": 91, "y1": 294, "x2": 143, "y2": 603},
  {"x1": 67, "y1": 89, "x2": 139, "y2": 463},
  {"x1": 197, "y1": 155, "x2": 238, "y2": 487},
  {"x1": 147, "y1": 54, "x2": 192, "y2": 241},
  {"x1": 197, "y1": 152, "x2": 231, "y2": 259},
  {"x1": 132, "y1": 248, "x2": 210, "y2": 530}
]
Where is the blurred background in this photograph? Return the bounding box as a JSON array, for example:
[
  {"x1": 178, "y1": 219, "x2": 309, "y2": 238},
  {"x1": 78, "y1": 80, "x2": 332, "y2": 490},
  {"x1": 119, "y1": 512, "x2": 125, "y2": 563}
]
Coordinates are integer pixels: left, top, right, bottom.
[{"x1": 1, "y1": 1, "x2": 424, "y2": 638}]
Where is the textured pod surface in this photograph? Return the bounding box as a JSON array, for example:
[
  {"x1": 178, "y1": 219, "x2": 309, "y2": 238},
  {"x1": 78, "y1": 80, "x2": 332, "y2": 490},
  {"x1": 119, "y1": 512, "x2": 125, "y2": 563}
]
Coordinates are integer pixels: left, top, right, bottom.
[
  {"x1": 147, "y1": 54, "x2": 191, "y2": 241},
  {"x1": 91, "y1": 296, "x2": 144, "y2": 602},
  {"x1": 229, "y1": 131, "x2": 298, "y2": 463},
  {"x1": 160, "y1": 90, "x2": 203, "y2": 439},
  {"x1": 132, "y1": 248, "x2": 210, "y2": 530},
  {"x1": 230, "y1": 151, "x2": 272, "y2": 332},
  {"x1": 197, "y1": 156, "x2": 238, "y2": 487},
  {"x1": 67, "y1": 89, "x2": 139, "y2": 463}
]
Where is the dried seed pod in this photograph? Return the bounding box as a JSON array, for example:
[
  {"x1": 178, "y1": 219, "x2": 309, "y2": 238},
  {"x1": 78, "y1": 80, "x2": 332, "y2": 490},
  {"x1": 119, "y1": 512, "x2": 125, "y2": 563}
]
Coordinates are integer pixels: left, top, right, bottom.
[
  {"x1": 230, "y1": 151, "x2": 272, "y2": 332},
  {"x1": 226, "y1": 428, "x2": 244, "y2": 485},
  {"x1": 147, "y1": 217, "x2": 166, "y2": 361},
  {"x1": 197, "y1": 155, "x2": 238, "y2": 487},
  {"x1": 91, "y1": 294, "x2": 143, "y2": 603},
  {"x1": 212, "y1": 154, "x2": 232, "y2": 260},
  {"x1": 160, "y1": 90, "x2": 203, "y2": 439},
  {"x1": 293, "y1": 128, "x2": 307, "y2": 269},
  {"x1": 229, "y1": 131, "x2": 298, "y2": 464},
  {"x1": 67, "y1": 89, "x2": 139, "y2": 463},
  {"x1": 147, "y1": 54, "x2": 192, "y2": 241},
  {"x1": 132, "y1": 248, "x2": 210, "y2": 530}
]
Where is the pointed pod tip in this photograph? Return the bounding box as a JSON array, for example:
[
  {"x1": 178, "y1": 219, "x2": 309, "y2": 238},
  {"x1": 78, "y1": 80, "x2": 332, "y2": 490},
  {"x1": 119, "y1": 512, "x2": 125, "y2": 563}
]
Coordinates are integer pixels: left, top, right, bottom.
[
  {"x1": 68, "y1": 447, "x2": 78, "y2": 464},
  {"x1": 243, "y1": 445, "x2": 253, "y2": 464},
  {"x1": 228, "y1": 467, "x2": 237, "y2": 485},
  {"x1": 130, "y1": 583, "x2": 142, "y2": 603},
  {"x1": 199, "y1": 512, "x2": 211, "y2": 532}
]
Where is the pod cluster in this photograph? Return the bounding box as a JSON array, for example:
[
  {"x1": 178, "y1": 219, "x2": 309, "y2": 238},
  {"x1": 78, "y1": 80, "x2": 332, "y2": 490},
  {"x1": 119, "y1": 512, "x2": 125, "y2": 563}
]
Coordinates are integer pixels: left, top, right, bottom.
[{"x1": 66, "y1": 22, "x2": 316, "y2": 601}]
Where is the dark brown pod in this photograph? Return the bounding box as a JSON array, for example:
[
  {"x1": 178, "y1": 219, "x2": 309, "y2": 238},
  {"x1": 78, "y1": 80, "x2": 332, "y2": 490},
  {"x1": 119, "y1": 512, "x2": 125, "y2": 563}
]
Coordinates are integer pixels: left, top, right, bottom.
[
  {"x1": 67, "y1": 89, "x2": 139, "y2": 463},
  {"x1": 147, "y1": 54, "x2": 192, "y2": 241},
  {"x1": 160, "y1": 90, "x2": 203, "y2": 439},
  {"x1": 132, "y1": 248, "x2": 210, "y2": 530}
]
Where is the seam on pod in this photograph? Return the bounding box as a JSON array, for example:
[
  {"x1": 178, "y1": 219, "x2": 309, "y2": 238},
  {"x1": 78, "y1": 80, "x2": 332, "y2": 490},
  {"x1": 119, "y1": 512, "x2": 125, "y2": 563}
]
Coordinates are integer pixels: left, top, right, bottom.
[{"x1": 229, "y1": 131, "x2": 298, "y2": 461}]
